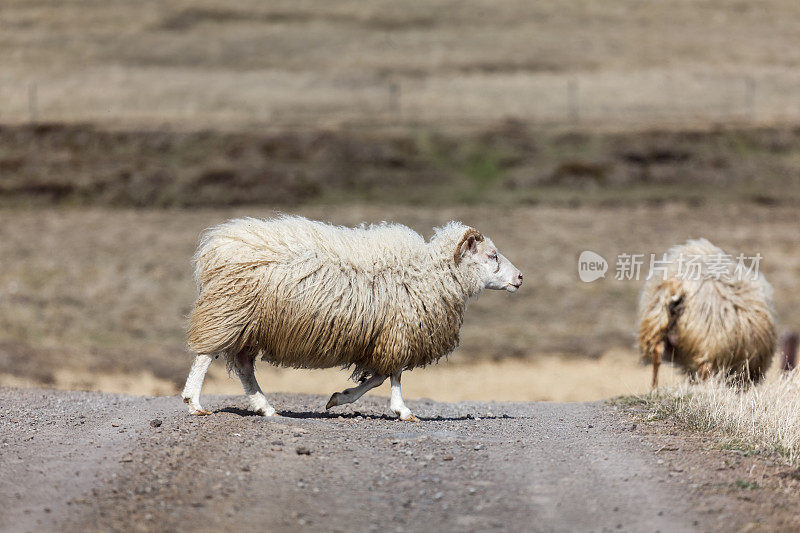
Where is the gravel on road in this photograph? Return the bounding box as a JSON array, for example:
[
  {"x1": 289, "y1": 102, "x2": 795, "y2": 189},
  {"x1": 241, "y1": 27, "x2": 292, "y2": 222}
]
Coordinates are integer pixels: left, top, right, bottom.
[{"x1": 0, "y1": 387, "x2": 731, "y2": 532}]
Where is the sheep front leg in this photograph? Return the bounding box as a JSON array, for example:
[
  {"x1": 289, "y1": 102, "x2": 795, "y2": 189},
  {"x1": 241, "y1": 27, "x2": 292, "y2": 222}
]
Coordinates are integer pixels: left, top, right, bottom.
[
  {"x1": 390, "y1": 372, "x2": 417, "y2": 421},
  {"x1": 182, "y1": 354, "x2": 213, "y2": 415},
  {"x1": 234, "y1": 352, "x2": 276, "y2": 416},
  {"x1": 326, "y1": 374, "x2": 386, "y2": 410}
]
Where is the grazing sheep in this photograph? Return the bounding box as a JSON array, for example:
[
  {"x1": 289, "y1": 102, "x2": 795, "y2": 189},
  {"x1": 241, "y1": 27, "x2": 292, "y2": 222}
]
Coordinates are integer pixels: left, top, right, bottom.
[
  {"x1": 637, "y1": 238, "x2": 776, "y2": 388},
  {"x1": 181, "y1": 215, "x2": 523, "y2": 420}
]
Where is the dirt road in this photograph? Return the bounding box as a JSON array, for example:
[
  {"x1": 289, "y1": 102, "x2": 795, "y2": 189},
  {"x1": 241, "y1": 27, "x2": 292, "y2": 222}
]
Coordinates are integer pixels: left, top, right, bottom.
[{"x1": 0, "y1": 387, "x2": 770, "y2": 532}]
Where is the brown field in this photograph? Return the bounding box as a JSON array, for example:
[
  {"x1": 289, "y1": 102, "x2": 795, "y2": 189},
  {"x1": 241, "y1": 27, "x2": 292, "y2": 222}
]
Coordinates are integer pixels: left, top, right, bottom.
[
  {"x1": 2, "y1": 123, "x2": 800, "y2": 208},
  {"x1": 2, "y1": 0, "x2": 800, "y2": 128},
  {"x1": 2, "y1": 203, "x2": 798, "y2": 401},
  {"x1": 2, "y1": 0, "x2": 799, "y2": 403}
]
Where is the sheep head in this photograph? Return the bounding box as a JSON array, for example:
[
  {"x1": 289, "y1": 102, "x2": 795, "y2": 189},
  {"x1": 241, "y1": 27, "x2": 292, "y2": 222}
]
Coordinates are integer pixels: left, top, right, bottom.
[{"x1": 454, "y1": 227, "x2": 523, "y2": 292}]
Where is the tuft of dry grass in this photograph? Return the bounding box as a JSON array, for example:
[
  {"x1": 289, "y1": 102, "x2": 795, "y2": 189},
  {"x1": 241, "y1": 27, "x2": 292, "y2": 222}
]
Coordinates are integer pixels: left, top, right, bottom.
[{"x1": 634, "y1": 370, "x2": 800, "y2": 464}]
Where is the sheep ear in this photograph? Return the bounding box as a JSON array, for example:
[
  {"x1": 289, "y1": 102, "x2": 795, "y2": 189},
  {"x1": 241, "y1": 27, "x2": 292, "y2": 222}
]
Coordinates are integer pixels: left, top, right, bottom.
[
  {"x1": 454, "y1": 237, "x2": 474, "y2": 264},
  {"x1": 453, "y1": 228, "x2": 483, "y2": 264}
]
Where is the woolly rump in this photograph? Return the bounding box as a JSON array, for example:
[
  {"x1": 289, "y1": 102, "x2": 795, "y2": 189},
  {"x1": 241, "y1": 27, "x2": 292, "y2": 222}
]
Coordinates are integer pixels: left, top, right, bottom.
[{"x1": 637, "y1": 238, "x2": 776, "y2": 382}]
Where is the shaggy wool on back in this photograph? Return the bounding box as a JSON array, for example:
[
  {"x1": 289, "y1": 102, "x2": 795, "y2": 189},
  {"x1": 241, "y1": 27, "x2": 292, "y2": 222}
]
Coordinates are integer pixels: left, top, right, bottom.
[{"x1": 188, "y1": 216, "x2": 486, "y2": 378}]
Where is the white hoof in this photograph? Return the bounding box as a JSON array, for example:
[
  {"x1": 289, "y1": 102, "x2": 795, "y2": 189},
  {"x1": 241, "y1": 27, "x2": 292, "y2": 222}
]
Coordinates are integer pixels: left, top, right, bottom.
[
  {"x1": 184, "y1": 399, "x2": 211, "y2": 416},
  {"x1": 255, "y1": 405, "x2": 277, "y2": 417},
  {"x1": 393, "y1": 406, "x2": 415, "y2": 421},
  {"x1": 250, "y1": 394, "x2": 276, "y2": 416}
]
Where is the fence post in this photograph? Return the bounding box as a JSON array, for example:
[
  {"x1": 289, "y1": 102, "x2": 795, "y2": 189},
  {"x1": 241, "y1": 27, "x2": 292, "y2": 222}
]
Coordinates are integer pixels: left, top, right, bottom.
[
  {"x1": 781, "y1": 332, "x2": 798, "y2": 372},
  {"x1": 389, "y1": 81, "x2": 401, "y2": 115},
  {"x1": 744, "y1": 77, "x2": 756, "y2": 121},
  {"x1": 568, "y1": 79, "x2": 579, "y2": 124},
  {"x1": 28, "y1": 82, "x2": 38, "y2": 123}
]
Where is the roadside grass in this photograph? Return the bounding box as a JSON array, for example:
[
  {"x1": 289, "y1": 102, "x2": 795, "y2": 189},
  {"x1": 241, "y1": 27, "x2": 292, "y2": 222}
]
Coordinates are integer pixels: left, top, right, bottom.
[
  {"x1": 733, "y1": 479, "x2": 760, "y2": 490},
  {"x1": 617, "y1": 369, "x2": 800, "y2": 465}
]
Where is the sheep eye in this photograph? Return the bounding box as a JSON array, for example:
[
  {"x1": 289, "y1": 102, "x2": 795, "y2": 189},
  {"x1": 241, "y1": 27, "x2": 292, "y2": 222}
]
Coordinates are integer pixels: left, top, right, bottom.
[{"x1": 489, "y1": 252, "x2": 498, "y2": 260}]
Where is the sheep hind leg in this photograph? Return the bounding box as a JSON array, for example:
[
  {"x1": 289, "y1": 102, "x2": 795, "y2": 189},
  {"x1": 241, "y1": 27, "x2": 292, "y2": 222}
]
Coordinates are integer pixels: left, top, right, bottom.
[
  {"x1": 651, "y1": 341, "x2": 664, "y2": 390},
  {"x1": 390, "y1": 372, "x2": 417, "y2": 422},
  {"x1": 326, "y1": 374, "x2": 386, "y2": 410},
  {"x1": 698, "y1": 361, "x2": 712, "y2": 381},
  {"x1": 182, "y1": 354, "x2": 213, "y2": 415},
  {"x1": 234, "y1": 351, "x2": 276, "y2": 416}
]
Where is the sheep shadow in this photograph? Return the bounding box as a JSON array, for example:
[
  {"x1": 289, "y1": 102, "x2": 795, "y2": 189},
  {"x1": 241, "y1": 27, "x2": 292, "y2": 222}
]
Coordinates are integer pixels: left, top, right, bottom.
[
  {"x1": 215, "y1": 407, "x2": 263, "y2": 417},
  {"x1": 216, "y1": 406, "x2": 518, "y2": 422},
  {"x1": 280, "y1": 411, "x2": 398, "y2": 421},
  {"x1": 215, "y1": 406, "x2": 393, "y2": 420},
  {"x1": 282, "y1": 412, "x2": 519, "y2": 422}
]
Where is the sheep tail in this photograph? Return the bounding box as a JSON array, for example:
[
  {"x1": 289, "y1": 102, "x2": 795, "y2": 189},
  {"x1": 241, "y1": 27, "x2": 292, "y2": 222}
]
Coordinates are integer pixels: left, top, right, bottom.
[
  {"x1": 637, "y1": 278, "x2": 683, "y2": 364},
  {"x1": 348, "y1": 367, "x2": 373, "y2": 383}
]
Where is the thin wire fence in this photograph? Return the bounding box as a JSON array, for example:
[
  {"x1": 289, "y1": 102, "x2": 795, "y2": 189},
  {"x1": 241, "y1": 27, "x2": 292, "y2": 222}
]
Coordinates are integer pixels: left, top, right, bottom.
[{"x1": 2, "y1": 73, "x2": 799, "y2": 131}]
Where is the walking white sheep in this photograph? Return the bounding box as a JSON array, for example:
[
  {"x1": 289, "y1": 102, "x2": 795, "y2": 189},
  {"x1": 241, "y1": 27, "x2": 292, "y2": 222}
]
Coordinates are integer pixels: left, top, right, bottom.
[
  {"x1": 181, "y1": 215, "x2": 523, "y2": 420},
  {"x1": 637, "y1": 238, "x2": 776, "y2": 388}
]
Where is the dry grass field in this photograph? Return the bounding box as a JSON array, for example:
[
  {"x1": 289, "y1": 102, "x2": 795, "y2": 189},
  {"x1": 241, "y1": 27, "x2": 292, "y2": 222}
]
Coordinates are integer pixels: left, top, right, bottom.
[
  {"x1": 1, "y1": 0, "x2": 799, "y2": 405},
  {"x1": 2, "y1": 0, "x2": 800, "y2": 128},
  {"x1": 1, "y1": 203, "x2": 798, "y2": 401}
]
